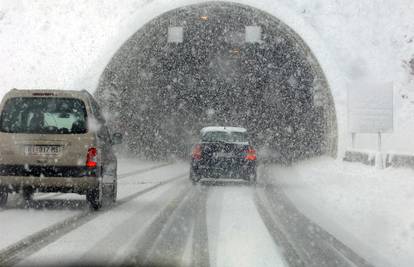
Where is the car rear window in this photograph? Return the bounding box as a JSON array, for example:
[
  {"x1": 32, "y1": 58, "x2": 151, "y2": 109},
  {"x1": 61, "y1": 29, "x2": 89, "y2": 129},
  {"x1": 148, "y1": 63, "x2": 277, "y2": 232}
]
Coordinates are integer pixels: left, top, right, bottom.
[
  {"x1": 230, "y1": 131, "x2": 248, "y2": 142},
  {"x1": 0, "y1": 97, "x2": 87, "y2": 134},
  {"x1": 201, "y1": 131, "x2": 248, "y2": 143}
]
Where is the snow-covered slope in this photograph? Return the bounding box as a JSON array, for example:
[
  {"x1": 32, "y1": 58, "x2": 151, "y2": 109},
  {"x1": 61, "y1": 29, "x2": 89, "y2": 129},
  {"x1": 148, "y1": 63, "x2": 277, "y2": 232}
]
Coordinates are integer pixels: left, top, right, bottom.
[{"x1": 0, "y1": 0, "x2": 413, "y2": 153}]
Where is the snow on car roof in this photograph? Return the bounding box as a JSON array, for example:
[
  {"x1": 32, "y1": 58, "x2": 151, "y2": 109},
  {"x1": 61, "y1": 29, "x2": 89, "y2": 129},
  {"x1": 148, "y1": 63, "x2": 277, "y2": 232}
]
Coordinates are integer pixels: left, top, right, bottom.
[{"x1": 200, "y1": 126, "x2": 247, "y2": 134}]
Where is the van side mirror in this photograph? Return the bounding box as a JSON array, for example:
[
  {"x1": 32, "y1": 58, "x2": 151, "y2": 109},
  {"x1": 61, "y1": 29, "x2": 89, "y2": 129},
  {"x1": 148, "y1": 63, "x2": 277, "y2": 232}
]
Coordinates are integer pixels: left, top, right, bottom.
[{"x1": 112, "y1": 133, "x2": 123, "y2": 145}]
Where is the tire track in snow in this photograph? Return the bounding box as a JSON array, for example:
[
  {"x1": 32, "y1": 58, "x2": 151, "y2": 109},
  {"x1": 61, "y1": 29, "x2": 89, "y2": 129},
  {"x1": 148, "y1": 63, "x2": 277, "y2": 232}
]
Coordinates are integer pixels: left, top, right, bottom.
[
  {"x1": 191, "y1": 185, "x2": 210, "y2": 267},
  {"x1": 255, "y1": 168, "x2": 374, "y2": 267},
  {"x1": 0, "y1": 162, "x2": 171, "y2": 212},
  {"x1": 0, "y1": 173, "x2": 186, "y2": 267},
  {"x1": 117, "y1": 162, "x2": 172, "y2": 179},
  {"x1": 254, "y1": 190, "x2": 306, "y2": 267},
  {"x1": 126, "y1": 184, "x2": 210, "y2": 267}
]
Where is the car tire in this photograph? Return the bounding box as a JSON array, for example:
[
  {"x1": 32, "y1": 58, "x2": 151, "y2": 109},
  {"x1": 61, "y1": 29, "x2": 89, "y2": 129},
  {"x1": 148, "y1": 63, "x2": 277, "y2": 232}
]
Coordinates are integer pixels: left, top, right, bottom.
[
  {"x1": 245, "y1": 171, "x2": 257, "y2": 184},
  {"x1": 87, "y1": 182, "x2": 103, "y2": 211},
  {"x1": 0, "y1": 186, "x2": 8, "y2": 207},
  {"x1": 250, "y1": 173, "x2": 257, "y2": 185}
]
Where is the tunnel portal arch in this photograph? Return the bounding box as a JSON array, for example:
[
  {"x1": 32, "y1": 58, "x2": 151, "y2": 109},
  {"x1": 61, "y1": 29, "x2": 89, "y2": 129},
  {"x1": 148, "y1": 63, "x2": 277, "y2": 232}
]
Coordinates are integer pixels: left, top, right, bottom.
[{"x1": 95, "y1": 1, "x2": 338, "y2": 162}]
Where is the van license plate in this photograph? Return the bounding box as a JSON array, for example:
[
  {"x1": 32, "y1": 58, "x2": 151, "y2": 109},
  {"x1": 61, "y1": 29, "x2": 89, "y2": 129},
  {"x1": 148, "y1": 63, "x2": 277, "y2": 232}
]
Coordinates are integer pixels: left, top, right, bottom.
[{"x1": 25, "y1": 145, "x2": 62, "y2": 155}]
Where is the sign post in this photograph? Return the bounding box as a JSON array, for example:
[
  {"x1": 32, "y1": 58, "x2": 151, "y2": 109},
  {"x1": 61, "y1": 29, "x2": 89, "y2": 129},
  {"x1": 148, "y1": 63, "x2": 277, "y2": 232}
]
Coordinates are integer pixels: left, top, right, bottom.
[
  {"x1": 377, "y1": 132, "x2": 382, "y2": 152},
  {"x1": 347, "y1": 81, "x2": 393, "y2": 169},
  {"x1": 351, "y1": 132, "x2": 356, "y2": 149}
]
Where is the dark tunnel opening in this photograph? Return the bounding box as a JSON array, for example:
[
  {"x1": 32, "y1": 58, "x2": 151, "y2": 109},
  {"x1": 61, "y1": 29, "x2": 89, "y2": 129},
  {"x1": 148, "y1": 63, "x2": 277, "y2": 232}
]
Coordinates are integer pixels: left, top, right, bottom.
[{"x1": 95, "y1": 2, "x2": 337, "y2": 163}]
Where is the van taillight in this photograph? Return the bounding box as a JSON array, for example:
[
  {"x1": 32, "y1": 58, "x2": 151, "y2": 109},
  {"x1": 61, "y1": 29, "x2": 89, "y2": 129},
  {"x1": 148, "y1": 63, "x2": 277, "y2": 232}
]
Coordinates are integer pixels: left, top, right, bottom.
[
  {"x1": 245, "y1": 146, "x2": 257, "y2": 161},
  {"x1": 192, "y1": 144, "x2": 202, "y2": 160},
  {"x1": 86, "y1": 148, "x2": 97, "y2": 168}
]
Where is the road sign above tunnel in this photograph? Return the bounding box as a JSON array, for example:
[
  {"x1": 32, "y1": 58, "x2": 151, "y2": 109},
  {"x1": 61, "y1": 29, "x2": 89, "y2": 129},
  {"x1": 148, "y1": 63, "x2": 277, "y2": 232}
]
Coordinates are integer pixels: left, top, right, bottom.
[
  {"x1": 348, "y1": 81, "x2": 394, "y2": 133},
  {"x1": 167, "y1": 26, "x2": 183, "y2": 43},
  {"x1": 245, "y1": 26, "x2": 262, "y2": 43}
]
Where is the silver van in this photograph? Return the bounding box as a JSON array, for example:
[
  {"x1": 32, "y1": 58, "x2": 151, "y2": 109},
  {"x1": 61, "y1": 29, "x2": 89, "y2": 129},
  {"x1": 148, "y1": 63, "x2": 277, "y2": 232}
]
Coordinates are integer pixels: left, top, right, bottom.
[{"x1": 0, "y1": 89, "x2": 122, "y2": 210}]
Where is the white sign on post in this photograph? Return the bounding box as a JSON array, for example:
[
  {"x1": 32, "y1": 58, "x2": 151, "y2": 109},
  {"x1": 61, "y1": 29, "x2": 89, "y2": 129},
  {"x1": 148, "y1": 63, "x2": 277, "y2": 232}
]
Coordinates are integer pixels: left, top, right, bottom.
[{"x1": 347, "y1": 81, "x2": 394, "y2": 133}]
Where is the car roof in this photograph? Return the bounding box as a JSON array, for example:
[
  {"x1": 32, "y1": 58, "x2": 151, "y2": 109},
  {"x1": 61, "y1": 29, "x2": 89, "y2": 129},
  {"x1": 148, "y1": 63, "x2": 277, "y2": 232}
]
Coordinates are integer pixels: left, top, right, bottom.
[
  {"x1": 200, "y1": 126, "x2": 247, "y2": 134},
  {"x1": 4, "y1": 89, "x2": 91, "y2": 100}
]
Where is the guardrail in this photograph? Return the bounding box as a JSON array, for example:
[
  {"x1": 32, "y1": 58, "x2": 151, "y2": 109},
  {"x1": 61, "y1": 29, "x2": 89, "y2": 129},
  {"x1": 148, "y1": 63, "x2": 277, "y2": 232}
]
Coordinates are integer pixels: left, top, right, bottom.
[{"x1": 343, "y1": 150, "x2": 414, "y2": 169}]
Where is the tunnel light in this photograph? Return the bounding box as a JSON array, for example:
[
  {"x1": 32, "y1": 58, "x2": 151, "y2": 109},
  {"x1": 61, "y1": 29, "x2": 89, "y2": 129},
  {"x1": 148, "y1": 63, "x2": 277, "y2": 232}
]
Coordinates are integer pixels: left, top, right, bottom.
[
  {"x1": 230, "y1": 48, "x2": 240, "y2": 54},
  {"x1": 245, "y1": 26, "x2": 262, "y2": 43},
  {"x1": 167, "y1": 26, "x2": 183, "y2": 43}
]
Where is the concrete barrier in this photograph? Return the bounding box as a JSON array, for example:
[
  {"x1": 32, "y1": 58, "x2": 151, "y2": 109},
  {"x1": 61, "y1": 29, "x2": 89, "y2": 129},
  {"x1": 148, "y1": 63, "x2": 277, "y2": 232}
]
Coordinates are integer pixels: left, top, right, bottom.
[
  {"x1": 343, "y1": 150, "x2": 375, "y2": 166},
  {"x1": 386, "y1": 153, "x2": 414, "y2": 168},
  {"x1": 344, "y1": 150, "x2": 414, "y2": 169}
]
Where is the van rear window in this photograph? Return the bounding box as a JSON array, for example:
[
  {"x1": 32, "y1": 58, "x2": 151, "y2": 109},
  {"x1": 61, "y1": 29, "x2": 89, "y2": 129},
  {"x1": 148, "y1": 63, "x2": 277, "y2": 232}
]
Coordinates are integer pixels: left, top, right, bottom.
[{"x1": 0, "y1": 97, "x2": 87, "y2": 134}]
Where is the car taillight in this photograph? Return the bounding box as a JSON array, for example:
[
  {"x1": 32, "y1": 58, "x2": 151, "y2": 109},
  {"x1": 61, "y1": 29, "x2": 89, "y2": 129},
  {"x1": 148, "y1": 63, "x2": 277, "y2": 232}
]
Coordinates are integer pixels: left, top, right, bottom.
[
  {"x1": 245, "y1": 146, "x2": 257, "y2": 161},
  {"x1": 86, "y1": 147, "x2": 97, "y2": 168},
  {"x1": 192, "y1": 144, "x2": 202, "y2": 160}
]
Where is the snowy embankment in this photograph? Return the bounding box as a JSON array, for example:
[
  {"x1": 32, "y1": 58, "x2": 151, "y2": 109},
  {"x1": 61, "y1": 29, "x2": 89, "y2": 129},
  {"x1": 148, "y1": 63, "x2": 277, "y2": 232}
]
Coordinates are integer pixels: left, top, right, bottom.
[{"x1": 267, "y1": 158, "x2": 414, "y2": 267}]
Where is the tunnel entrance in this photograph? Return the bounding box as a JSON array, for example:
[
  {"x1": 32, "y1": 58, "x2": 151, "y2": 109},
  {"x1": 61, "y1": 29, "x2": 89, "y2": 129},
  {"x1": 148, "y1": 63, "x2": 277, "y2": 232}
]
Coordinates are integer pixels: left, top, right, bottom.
[{"x1": 95, "y1": 1, "x2": 337, "y2": 162}]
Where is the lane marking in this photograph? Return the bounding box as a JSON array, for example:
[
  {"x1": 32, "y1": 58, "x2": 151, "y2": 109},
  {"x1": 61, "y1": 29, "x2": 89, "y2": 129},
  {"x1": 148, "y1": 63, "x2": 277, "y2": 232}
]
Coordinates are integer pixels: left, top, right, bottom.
[{"x1": 0, "y1": 162, "x2": 174, "y2": 211}]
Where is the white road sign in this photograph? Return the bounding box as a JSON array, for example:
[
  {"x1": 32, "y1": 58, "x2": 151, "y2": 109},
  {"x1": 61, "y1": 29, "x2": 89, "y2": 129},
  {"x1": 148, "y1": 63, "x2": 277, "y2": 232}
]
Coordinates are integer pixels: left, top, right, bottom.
[{"x1": 348, "y1": 82, "x2": 394, "y2": 133}]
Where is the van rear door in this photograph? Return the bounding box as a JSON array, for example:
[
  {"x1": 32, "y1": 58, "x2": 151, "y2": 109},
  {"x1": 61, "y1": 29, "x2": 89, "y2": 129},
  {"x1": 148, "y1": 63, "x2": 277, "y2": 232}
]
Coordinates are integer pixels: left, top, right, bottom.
[{"x1": 0, "y1": 97, "x2": 95, "y2": 174}]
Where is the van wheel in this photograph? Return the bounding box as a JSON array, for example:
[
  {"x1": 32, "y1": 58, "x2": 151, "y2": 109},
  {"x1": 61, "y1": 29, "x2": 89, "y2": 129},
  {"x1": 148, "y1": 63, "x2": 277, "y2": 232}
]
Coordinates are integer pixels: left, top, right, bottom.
[
  {"x1": 0, "y1": 186, "x2": 8, "y2": 207},
  {"x1": 87, "y1": 182, "x2": 116, "y2": 210},
  {"x1": 111, "y1": 181, "x2": 117, "y2": 203},
  {"x1": 87, "y1": 183, "x2": 103, "y2": 211},
  {"x1": 103, "y1": 166, "x2": 117, "y2": 204},
  {"x1": 22, "y1": 187, "x2": 34, "y2": 202}
]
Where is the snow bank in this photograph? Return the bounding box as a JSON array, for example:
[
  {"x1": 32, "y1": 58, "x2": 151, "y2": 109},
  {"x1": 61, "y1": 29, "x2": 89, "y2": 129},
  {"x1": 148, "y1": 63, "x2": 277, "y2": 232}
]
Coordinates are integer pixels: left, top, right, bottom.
[{"x1": 268, "y1": 157, "x2": 414, "y2": 267}]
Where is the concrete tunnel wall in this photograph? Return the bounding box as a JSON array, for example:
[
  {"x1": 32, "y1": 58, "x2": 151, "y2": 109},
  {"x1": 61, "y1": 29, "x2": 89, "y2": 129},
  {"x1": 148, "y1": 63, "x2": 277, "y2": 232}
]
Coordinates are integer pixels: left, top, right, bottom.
[{"x1": 95, "y1": 1, "x2": 344, "y2": 162}]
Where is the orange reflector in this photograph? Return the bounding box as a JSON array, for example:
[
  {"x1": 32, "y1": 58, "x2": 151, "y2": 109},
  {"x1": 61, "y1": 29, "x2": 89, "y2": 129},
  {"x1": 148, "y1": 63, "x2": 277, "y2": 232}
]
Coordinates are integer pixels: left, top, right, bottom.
[{"x1": 245, "y1": 147, "x2": 257, "y2": 161}]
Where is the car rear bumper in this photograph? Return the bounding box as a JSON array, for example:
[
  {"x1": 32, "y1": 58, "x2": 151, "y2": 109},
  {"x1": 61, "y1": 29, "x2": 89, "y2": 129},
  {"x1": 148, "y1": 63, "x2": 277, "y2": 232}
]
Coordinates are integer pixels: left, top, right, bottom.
[
  {"x1": 191, "y1": 160, "x2": 256, "y2": 178},
  {"x1": 0, "y1": 176, "x2": 99, "y2": 193}
]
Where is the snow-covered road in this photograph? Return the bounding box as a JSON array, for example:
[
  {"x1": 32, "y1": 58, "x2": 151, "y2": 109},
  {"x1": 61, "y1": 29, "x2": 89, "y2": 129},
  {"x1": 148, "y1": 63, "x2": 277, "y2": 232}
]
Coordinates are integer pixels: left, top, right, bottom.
[
  {"x1": 0, "y1": 157, "x2": 390, "y2": 267},
  {"x1": 268, "y1": 158, "x2": 414, "y2": 267}
]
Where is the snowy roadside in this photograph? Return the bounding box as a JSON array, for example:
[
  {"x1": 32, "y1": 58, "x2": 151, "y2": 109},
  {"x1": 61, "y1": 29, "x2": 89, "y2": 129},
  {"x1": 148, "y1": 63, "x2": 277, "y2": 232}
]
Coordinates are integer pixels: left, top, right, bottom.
[{"x1": 267, "y1": 157, "x2": 414, "y2": 267}]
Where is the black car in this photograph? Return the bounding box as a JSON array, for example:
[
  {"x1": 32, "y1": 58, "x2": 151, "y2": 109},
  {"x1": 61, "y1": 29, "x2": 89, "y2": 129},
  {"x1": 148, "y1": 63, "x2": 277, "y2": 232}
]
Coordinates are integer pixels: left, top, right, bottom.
[{"x1": 190, "y1": 126, "x2": 257, "y2": 183}]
